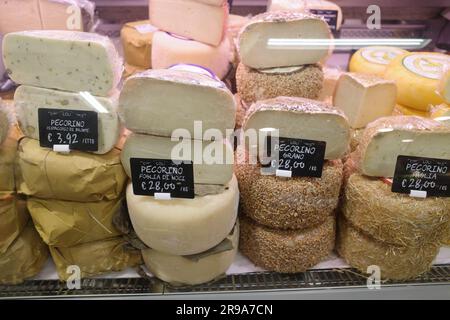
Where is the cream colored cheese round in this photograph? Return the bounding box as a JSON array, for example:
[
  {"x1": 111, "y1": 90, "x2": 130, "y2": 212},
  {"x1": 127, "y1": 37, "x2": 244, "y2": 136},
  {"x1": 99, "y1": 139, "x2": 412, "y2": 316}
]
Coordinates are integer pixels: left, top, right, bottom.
[
  {"x1": 142, "y1": 223, "x2": 238, "y2": 286},
  {"x1": 126, "y1": 175, "x2": 239, "y2": 255}
]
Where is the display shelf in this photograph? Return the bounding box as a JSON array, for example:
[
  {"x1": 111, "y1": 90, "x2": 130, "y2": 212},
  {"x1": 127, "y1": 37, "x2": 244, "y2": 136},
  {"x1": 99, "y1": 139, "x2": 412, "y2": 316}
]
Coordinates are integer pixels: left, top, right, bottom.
[{"x1": 2, "y1": 265, "x2": 450, "y2": 300}]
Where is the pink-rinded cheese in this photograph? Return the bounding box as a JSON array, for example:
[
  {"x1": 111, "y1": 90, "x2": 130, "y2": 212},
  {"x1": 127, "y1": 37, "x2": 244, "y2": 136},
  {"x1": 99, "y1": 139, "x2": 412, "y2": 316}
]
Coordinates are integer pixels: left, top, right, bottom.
[
  {"x1": 152, "y1": 31, "x2": 231, "y2": 80},
  {"x1": 149, "y1": 0, "x2": 228, "y2": 46}
]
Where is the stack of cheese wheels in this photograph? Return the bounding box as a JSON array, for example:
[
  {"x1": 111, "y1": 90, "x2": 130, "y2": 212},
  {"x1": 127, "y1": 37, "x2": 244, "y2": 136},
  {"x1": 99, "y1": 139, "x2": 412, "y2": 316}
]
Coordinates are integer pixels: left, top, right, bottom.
[
  {"x1": 149, "y1": 0, "x2": 232, "y2": 80},
  {"x1": 3, "y1": 31, "x2": 140, "y2": 280},
  {"x1": 237, "y1": 97, "x2": 351, "y2": 273},
  {"x1": 119, "y1": 64, "x2": 238, "y2": 285},
  {"x1": 384, "y1": 52, "x2": 450, "y2": 113},
  {"x1": 236, "y1": 11, "x2": 331, "y2": 105},
  {"x1": 339, "y1": 116, "x2": 450, "y2": 280},
  {"x1": 0, "y1": 101, "x2": 49, "y2": 285}
]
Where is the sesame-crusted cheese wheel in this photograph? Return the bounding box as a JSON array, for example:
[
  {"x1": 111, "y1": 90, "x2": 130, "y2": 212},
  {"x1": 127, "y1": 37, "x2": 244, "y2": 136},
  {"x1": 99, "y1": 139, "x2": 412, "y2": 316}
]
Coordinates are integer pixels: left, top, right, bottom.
[
  {"x1": 337, "y1": 217, "x2": 439, "y2": 280},
  {"x1": 236, "y1": 149, "x2": 343, "y2": 229},
  {"x1": 236, "y1": 63, "x2": 323, "y2": 104},
  {"x1": 240, "y1": 215, "x2": 335, "y2": 273},
  {"x1": 343, "y1": 173, "x2": 450, "y2": 247}
]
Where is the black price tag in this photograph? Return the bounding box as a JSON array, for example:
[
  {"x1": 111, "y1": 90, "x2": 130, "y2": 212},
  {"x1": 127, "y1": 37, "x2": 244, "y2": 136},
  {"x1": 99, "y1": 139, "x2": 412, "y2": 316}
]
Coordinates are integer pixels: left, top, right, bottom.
[
  {"x1": 130, "y1": 158, "x2": 195, "y2": 199},
  {"x1": 273, "y1": 137, "x2": 326, "y2": 178},
  {"x1": 38, "y1": 108, "x2": 98, "y2": 151},
  {"x1": 392, "y1": 156, "x2": 450, "y2": 197},
  {"x1": 310, "y1": 9, "x2": 338, "y2": 31}
]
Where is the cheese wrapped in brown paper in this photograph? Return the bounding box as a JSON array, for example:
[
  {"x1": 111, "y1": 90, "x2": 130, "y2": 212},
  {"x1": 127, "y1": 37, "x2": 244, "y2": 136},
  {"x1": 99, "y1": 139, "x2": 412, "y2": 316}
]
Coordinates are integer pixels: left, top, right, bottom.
[
  {"x1": 0, "y1": 195, "x2": 29, "y2": 255},
  {"x1": 0, "y1": 125, "x2": 21, "y2": 196},
  {"x1": 28, "y1": 197, "x2": 124, "y2": 247},
  {"x1": 0, "y1": 223, "x2": 49, "y2": 285},
  {"x1": 50, "y1": 236, "x2": 142, "y2": 281},
  {"x1": 16, "y1": 138, "x2": 127, "y2": 202}
]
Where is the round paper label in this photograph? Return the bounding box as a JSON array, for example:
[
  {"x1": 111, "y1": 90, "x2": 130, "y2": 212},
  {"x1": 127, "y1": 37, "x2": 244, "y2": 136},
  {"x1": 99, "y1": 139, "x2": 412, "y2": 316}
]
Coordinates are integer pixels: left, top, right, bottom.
[
  {"x1": 402, "y1": 54, "x2": 450, "y2": 80},
  {"x1": 360, "y1": 47, "x2": 405, "y2": 65}
]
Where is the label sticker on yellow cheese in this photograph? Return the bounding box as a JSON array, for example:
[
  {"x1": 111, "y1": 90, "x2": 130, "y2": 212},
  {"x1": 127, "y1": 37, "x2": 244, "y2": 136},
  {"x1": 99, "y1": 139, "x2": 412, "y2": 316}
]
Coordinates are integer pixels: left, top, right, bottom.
[
  {"x1": 402, "y1": 54, "x2": 450, "y2": 80},
  {"x1": 360, "y1": 47, "x2": 406, "y2": 65}
]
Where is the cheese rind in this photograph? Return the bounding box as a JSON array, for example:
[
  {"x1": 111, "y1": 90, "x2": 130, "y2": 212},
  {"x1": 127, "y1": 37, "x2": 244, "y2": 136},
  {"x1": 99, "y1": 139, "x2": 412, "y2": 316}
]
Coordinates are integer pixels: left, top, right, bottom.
[
  {"x1": 333, "y1": 73, "x2": 397, "y2": 129},
  {"x1": 355, "y1": 116, "x2": 450, "y2": 177},
  {"x1": 152, "y1": 31, "x2": 231, "y2": 80},
  {"x1": 0, "y1": 196, "x2": 29, "y2": 255},
  {"x1": 243, "y1": 97, "x2": 351, "y2": 159},
  {"x1": 14, "y1": 85, "x2": 121, "y2": 154},
  {"x1": 236, "y1": 63, "x2": 323, "y2": 104},
  {"x1": 120, "y1": 20, "x2": 156, "y2": 70},
  {"x1": 3, "y1": 31, "x2": 122, "y2": 97},
  {"x1": 121, "y1": 134, "x2": 233, "y2": 195},
  {"x1": 238, "y1": 12, "x2": 331, "y2": 69},
  {"x1": 119, "y1": 68, "x2": 236, "y2": 139},
  {"x1": 431, "y1": 104, "x2": 450, "y2": 126},
  {"x1": 126, "y1": 175, "x2": 239, "y2": 255},
  {"x1": 318, "y1": 67, "x2": 343, "y2": 101},
  {"x1": 149, "y1": 0, "x2": 228, "y2": 46},
  {"x1": 142, "y1": 223, "x2": 238, "y2": 286},
  {"x1": 349, "y1": 46, "x2": 408, "y2": 77},
  {"x1": 16, "y1": 138, "x2": 127, "y2": 201},
  {"x1": 0, "y1": 224, "x2": 49, "y2": 285},
  {"x1": 240, "y1": 215, "x2": 335, "y2": 273},
  {"x1": 384, "y1": 52, "x2": 450, "y2": 111},
  {"x1": 28, "y1": 197, "x2": 124, "y2": 247}
]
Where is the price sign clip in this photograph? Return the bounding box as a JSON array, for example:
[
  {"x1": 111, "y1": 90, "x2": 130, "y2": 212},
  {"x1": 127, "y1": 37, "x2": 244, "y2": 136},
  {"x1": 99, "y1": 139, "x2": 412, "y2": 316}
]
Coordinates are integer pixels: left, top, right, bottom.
[
  {"x1": 410, "y1": 190, "x2": 427, "y2": 199},
  {"x1": 276, "y1": 169, "x2": 292, "y2": 178},
  {"x1": 154, "y1": 193, "x2": 172, "y2": 201},
  {"x1": 53, "y1": 144, "x2": 70, "y2": 154}
]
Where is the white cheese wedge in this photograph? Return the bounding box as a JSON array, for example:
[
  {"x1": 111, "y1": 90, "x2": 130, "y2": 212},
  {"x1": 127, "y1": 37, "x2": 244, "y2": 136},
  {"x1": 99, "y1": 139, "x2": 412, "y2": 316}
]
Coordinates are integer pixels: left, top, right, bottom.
[
  {"x1": 14, "y1": 85, "x2": 120, "y2": 155},
  {"x1": 151, "y1": 31, "x2": 231, "y2": 80},
  {"x1": 121, "y1": 133, "x2": 234, "y2": 195},
  {"x1": 384, "y1": 52, "x2": 450, "y2": 111},
  {"x1": 333, "y1": 73, "x2": 397, "y2": 129},
  {"x1": 238, "y1": 12, "x2": 331, "y2": 69},
  {"x1": 120, "y1": 20, "x2": 157, "y2": 70},
  {"x1": 149, "y1": 0, "x2": 228, "y2": 46},
  {"x1": 3, "y1": 31, "x2": 122, "y2": 97},
  {"x1": 355, "y1": 116, "x2": 450, "y2": 177},
  {"x1": 119, "y1": 67, "x2": 236, "y2": 139},
  {"x1": 38, "y1": 0, "x2": 95, "y2": 32},
  {"x1": 126, "y1": 175, "x2": 239, "y2": 255},
  {"x1": 349, "y1": 46, "x2": 408, "y2": 77},
  {"x1": 142, "y1": 223, "x2": 238, "y2": 286},
  {"x1": 0, "y1": 0, "x2": 42, "y2": 34},
  {"x1": 243, "y1": 97, "x2": 351, "y2": 160}
]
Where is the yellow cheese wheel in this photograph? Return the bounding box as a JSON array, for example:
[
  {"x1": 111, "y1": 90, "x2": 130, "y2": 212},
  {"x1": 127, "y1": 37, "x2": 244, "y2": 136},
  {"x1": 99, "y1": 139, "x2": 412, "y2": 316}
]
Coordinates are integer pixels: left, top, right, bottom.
[
  {"x1": 392, "y1": 104, "x2": 430, "y2": 118},
  {"x1": 349, "y1": 46, "x2": 408, "y2": 77},
  {"x1": 384, "y1": 52, "x2": 450, "y2": 111}
]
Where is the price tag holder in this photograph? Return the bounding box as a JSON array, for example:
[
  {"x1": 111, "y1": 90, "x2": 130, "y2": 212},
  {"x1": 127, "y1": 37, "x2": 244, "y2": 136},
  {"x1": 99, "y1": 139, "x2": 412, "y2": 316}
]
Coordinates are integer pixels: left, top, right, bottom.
[
  {"x1": 272, "y1": 137, "x2": 326, "y2": 178},
  {"x1": 130, "y1": 158, "x2": 195, "y2": 199},
  {"x1": 309, "y1": 9, "x2": 339, "y2": 31},
  {"x1": 38, "y1": 108, "x2": 98, "y2": 152},
  {"x1": 392, "y1": 156, "x2": 450, "y2": 197}
]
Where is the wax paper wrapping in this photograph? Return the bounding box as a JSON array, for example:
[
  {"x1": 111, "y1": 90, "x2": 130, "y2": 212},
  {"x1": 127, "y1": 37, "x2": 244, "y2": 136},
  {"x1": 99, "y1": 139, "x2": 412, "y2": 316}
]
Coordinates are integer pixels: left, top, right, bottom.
[
  {"x1": 16, "y1": 138, "x2": 127, "y2": 201},
  {"x1": 28, "y1": 197, "x2": 124, "y2": 247},
  {"x1": 50, "y1": 236, "x2": 142, "y2": 281},
  {"x1": 0, "y1": 125, "x2": 21, "y2": 196},
  {"x1": 0, "y1": 223, "x2": 49, "y2": 285},
  {"x1": 0, "y1": 195, "x2": 30, "y2": 255}
]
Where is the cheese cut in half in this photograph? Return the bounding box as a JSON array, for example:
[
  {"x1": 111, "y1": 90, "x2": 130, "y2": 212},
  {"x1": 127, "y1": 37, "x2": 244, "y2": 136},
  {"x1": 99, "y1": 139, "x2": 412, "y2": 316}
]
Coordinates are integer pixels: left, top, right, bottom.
[
  {"x1": 318, "y1": 67, "x2": 343, "y2": 101},
  {"x1": 343, "y1": 174, "x2": 450, "y2": 247},
  {"x1": 337, "y1": 217, "x2": 439, "y2": 280},
  {"x1": 355, "y1": 116, "x2": 450, "y2": 177},
  {"x1": 393, "y1": 104, "x2": 430, "y2": 118},
  {"x1": 333, "y1": 73, "x2": 397, "y2": 129},
  {"x1": 149, "y1": 0, "x2": 228, "y2": 46},
  {"x1": 126, "y1": 175, "x2": 239, "y2": 255},
  {"x1": 119, "y1": 67, "x2": 236, "y2": 139},
  {"x1": 384, "y1": 52, "x2": 450, "y2": 111},
  {"x1": 50, "y1": 237, "x2": 142, "y2": 281},
  {"x1": 121, "y1": 20, "x2": 157, "y2": 70},
  {"x1": 243, "y1": 97, "x2": 351, "y2": 160},
  {"x1": 349, "y1": 46, "x2": 408, "y2": 77},
  {"x1": 0, "y1": 106, "x2": 9, "y2": 145},
  {"x1": 0, "y1": 196, "x2": 29, "y2": 255},
  {"x1": 39, "y1": 0, "x2": 95, "y2": 31},
  {"x1": 28, "y1": 197, "x2": 124, "y2": 247},
  {"x1": 152, "y1": 31, "x2": 231, "y2": 80},
  {"x1": 236, "y1": 63, "x2": 323, "y2": 104},
  {"x1": 236, "y1": 147, "x2": 343, "y2": 229},
  {"x1": 142, "y1": 223, "x2": 238, "y2": 286},
  {"x1": 14, "y1": 85, "x2": 121, "y2": 155},
  {"x1": 3, "y1": 31, "x2": 122, "y2": 97},
  {"x1": 240, "y1": 215, "x2": 335, "y2": 273},
  {"x1": 121, "y1": 134, "x2": 234, "y2": 195},
  {"x1": 0, "y1": 223, "x2": 49, "y2": 285},
  {"x1": 0, "y1": 0, "x2": 42, "y2": 34},
  {"x1": 238, "y1": 12, "x2": 331, "y2": 69},
  {"x1": 16, "y1": 138, "x2": 127, "y2": 202},
  {"x1": 439, "y1": 66, "x2": 450, "y2": 104}
]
